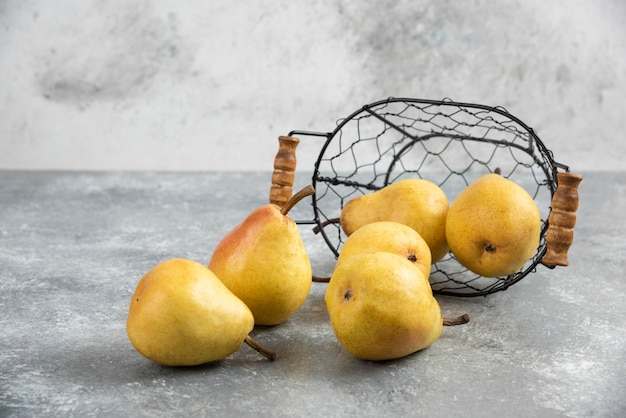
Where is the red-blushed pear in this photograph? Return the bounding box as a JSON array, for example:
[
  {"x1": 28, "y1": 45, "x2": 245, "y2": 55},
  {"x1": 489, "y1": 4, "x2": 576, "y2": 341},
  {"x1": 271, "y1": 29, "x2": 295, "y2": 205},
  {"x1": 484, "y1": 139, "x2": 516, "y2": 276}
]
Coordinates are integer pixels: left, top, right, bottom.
[
  {"x1": 209, "y1": 186, "x2": 314, "y2": 326},
  {"x1": 126, "y1": 258, "x2": 275, "y2": 366}
]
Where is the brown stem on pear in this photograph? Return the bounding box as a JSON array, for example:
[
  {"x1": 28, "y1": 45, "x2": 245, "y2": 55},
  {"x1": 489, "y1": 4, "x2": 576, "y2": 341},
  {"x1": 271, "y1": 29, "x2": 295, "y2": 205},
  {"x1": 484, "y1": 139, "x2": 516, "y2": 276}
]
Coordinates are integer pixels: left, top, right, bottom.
[
  {"x1": 494, "y1": 167, "x2": 502, "y2": 175},
  {"x1": 312, "y1": 275, "x2": 331, "y2": 282},
  {"x1": 312, "y1": 217, "x2": 340, "y2": 234},
  {"x1": 280, "y1": 184, "x2": 315, "y2": 216},
  {"x1": 244, "y1": 335, "x2": 277, "y2": 361},
  {"x1": 443, "y1": 314, "x2": 470, "y2": 326}
]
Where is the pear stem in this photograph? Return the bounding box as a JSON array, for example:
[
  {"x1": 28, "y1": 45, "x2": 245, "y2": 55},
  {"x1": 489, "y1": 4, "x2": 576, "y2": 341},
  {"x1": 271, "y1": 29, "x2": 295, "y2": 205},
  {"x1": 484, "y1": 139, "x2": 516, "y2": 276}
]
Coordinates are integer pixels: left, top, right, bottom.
[
  {"x1": 443, "y1": 314, "x2": 470, "y2": 326},
  {"x1": 312, "y1": 275, "x2": 331, "y2": 282},
  {"x1": 244, "y1": 335, "x2": 277, "y2": 361},
  {"x1": 312, "y1": 217, "x2": 340, "y2": 234},
  {"x1": 280, "y1": 185, "x2": 315, "y2": 216}
]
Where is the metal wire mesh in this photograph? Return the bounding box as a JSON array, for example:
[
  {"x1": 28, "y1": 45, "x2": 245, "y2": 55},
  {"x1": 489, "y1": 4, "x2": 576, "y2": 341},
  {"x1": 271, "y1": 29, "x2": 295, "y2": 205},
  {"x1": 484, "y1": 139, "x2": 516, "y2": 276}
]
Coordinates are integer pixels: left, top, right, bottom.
[{"x1": 292, "y1": 97, "x2": 567, "y2": 297}]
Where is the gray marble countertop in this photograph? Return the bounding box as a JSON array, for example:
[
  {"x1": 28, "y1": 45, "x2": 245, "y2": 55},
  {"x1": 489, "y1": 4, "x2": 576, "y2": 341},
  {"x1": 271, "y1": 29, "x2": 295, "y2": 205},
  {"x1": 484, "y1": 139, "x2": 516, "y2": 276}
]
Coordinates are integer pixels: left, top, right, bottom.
[{"x1": 1, "y1": 171, "x2": 624, "y2": 417}]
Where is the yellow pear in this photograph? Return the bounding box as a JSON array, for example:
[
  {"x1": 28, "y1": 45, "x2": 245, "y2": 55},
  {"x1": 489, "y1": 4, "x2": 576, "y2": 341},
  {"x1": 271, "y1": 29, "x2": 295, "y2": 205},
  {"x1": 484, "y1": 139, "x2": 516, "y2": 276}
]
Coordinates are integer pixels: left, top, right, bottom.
[
  {"x1": 325, "y1": 252, "x2": 443, "y2": 361},
  {"x1": 337, "y1": 221, "x2": 432, "y2": 279},
  {"x1": 126, "y1": 258, "x2": 275, "y2": 366},
  {"x1": 340, "y1": 179, "x2": 449, "y2": 262},
  {"x1": 209, "y1": 186, "x2": 314, "y2": 326},
  {"x1": 445, "y1": 173, "x2": 541, "y2": 278}
]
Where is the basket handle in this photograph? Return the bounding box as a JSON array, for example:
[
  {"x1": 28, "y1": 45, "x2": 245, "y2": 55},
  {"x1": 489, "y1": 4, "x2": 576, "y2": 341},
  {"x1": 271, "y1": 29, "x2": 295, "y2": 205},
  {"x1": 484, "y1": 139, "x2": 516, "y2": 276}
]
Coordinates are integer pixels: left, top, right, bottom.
[
  {"x1": 542, "y1": 172, "x2": 583, "y2": 267},
  {"x1": 269, "y1": 135, "x2": 300, "y2": 207}
]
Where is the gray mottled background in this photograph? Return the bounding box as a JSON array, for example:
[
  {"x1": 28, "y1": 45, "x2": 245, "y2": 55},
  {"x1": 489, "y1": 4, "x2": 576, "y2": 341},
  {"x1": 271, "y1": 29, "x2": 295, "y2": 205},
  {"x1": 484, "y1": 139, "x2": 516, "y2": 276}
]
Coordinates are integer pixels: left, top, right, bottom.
[{"x1": 1, "y1": 0, "x2": 624, "y2": 172}]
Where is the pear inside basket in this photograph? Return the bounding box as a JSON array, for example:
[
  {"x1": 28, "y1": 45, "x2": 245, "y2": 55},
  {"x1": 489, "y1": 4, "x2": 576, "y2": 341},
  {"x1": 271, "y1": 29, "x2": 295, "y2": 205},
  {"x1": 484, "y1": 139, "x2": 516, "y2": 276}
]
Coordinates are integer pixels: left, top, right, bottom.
[{"x1": 270, "y1": 98, "x2": 582, "y2": 297}]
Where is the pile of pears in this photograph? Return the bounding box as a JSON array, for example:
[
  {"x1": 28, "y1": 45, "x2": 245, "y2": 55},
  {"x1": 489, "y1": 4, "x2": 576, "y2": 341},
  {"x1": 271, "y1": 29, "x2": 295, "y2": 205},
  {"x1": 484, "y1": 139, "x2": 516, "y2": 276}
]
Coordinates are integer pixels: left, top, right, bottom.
[
  {"x1": 339, "y1": 173, "x2": 541, "y2": 279},
  {"x1": 126, "y1": 170, "x2": 540, "y2": 366},
  {"x1": 325, "y1": 172, "x2": 540, "y2": 360},
  {"x1": 126, "y1": 186, "x2": 316, "y2": 366}
]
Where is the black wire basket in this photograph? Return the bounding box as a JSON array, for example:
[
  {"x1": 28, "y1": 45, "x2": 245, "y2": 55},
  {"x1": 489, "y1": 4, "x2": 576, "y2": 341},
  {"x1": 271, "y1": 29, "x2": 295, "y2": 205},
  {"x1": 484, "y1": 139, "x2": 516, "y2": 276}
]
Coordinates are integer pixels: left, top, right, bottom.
[{"x1": 270, "y1": 97, "x2": 582, "y2": 297}]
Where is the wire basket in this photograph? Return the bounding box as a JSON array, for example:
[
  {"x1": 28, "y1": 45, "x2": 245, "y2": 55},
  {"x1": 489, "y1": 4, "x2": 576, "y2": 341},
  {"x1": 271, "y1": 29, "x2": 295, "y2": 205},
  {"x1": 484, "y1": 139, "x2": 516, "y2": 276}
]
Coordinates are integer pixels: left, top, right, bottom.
[{"x1": 270, "y1": 97, "x2": 582, "y2": 297}]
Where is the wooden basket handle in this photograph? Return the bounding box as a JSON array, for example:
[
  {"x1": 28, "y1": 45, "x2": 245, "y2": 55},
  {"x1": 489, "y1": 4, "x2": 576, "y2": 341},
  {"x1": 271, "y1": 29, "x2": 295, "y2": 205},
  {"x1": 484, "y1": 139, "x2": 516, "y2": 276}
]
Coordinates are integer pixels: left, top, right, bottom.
[
  {"x1": 541, "y1": 172, "x2": 583, "y2": 267},
  {"x1": 269, "y1": 136, "x2": 300, "y2": 207}
]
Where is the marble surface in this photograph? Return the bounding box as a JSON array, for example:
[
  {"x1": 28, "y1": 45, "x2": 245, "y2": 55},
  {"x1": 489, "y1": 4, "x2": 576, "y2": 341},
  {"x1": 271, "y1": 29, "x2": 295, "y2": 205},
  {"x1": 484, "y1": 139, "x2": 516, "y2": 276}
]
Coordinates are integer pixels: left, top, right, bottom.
[
  {"x1": 1, "y1": 171, "x2": 625, "y2": 417},
  {"x1": 2, "y1": 1, "x2": 626, "y2": 172}
]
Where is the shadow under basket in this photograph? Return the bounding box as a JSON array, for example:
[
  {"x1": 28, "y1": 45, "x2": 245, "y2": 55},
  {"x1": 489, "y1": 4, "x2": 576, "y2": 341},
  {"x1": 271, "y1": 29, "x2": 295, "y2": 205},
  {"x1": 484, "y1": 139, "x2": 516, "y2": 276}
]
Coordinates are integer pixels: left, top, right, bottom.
[{"x1": 269, "y1": 97, "x2": 582, "y2": 297}]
